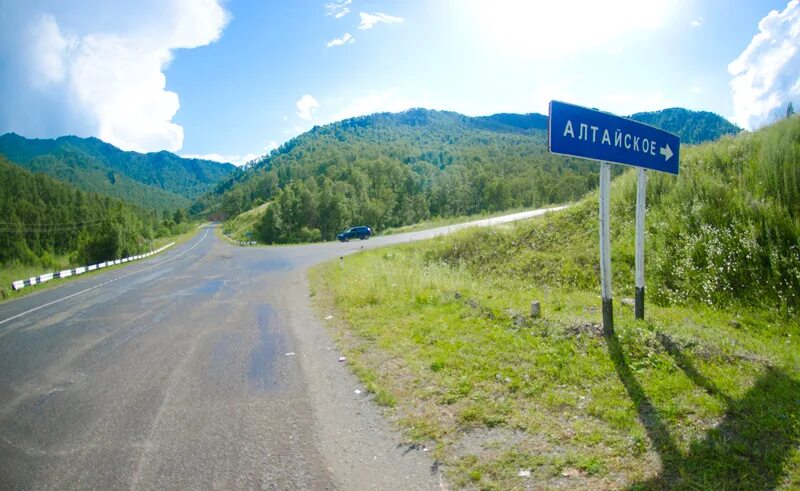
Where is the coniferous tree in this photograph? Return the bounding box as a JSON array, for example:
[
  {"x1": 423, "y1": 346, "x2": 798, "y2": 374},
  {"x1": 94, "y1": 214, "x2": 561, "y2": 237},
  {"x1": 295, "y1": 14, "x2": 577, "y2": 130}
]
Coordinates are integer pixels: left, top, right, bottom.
[{"x1": 0, "y1": 156, "x2": 193, "y2": 267}]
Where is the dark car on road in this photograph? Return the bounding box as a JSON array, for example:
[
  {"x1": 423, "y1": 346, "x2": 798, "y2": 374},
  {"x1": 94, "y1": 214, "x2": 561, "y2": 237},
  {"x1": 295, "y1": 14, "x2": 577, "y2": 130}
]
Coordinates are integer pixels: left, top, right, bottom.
[{"x1": 337, "y1": 226, "x2": 372, "y2": 242}]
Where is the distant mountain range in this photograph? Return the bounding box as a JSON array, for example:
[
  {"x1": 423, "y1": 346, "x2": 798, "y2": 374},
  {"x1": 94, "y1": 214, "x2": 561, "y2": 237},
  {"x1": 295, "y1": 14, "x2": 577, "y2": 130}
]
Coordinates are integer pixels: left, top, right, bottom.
[
  {"x1": 192, "y1": 106, "x2": 740, "y2": 241},
  {"x1": 0, "y1": 107, "x2": 740, "y2": 217},
  {"x1": 326, "y1": 106, "x2": 740, "y2": 143},
  {"x1": 469, "y1": 107, "x2": 741, "y2": 143},
  {"x1": 628, "y1": 108, "x2": 741, "y2": 144},
  {"x1": 0, "y1": 133, "x2": 236, "y2": 210}
]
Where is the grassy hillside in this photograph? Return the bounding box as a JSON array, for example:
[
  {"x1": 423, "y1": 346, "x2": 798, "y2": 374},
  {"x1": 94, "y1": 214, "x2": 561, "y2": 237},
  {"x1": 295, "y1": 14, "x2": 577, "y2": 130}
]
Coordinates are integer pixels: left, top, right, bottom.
[
  {"x1": 195, "y1": 107, "x2": 739, "y2": 245},
  {"x1": 312, "y1": 116, "x2": 800, "y2": 488},
  {"x1": 0, "y1": 133, "x2": 236, "y2": 210},
  {"x1": 431, "y1": 116, "x2": 799, "y2": 312},
  {"x1": 221, "y1": 202, "x2": 269, "y2": 241}
]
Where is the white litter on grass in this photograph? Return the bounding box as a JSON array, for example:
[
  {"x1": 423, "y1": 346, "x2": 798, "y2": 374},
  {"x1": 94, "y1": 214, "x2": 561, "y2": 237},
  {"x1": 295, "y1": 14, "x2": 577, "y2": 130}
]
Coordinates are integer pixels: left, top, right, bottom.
[
  {"x1": 338, "y1": 356, "x2": 347, "y2": 362},
  {"x1": 518, "y1": 469, "x2": 531, "y2": 477},
  {"x1": 325, "y1": 315, "x2": 334, "y2": 320},
  {"x1": 285, "y1": 352, "x2": 295, "y2": 356},
  {"x1": 354, "y1": 389, "x2": 362, "y2": 395}
]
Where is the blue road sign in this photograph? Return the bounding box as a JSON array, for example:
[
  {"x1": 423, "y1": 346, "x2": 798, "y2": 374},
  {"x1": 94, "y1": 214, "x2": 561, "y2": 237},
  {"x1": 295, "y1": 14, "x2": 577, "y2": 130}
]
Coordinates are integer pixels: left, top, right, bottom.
[{"x1": 549, "y1": 100, "x2": 680, "y2": 174}]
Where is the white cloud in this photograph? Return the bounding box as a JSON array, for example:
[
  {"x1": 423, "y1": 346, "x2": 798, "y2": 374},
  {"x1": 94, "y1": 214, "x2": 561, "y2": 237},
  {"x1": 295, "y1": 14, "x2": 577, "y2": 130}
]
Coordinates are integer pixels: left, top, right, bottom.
[
  {"x1": 296, "y1": 94, "x2": 319, "y2": 120},
  {"x1": 529, "y1": 82, "x2": 578, "y2": 115},
  {"x1": 182, "y1": 141, "x2": 278, "y2": 167},
  {"x1": 528, "y1": 80, "x2": 675, "y2": 117},
  {"x1": 15, "y1": 0, "x2": 229, "y2": 152},
  {"x1": 181, "y1": 152, "x2": 256, "y2": 166},
  {"x1": 729, "y1": 0, "x2": 800, "y2": 129},
  {"x1": 358, "y1": 12, "x2": 404, "y2": 30},
  {"x1": 466, "y1": 0, "x2": 674, "y2": 60},
  {"x1": 690, "y1": 17, "x2": 702, "y2": 27},
  {"x1": 326, "y1": 0, "x2": 352, "y2": 19},
  {"x1": 28, "y1": 15, "x2": 74, "y2": 88},
  {"x1": 330, "y1": 88, "x2": 429, "y2": 121},
  {"x1": 602, "y1": 90, "x2": 675, "y2": 115},
  {"x1": 278, "y1": 89, "x2": 431, "y2": 138},
  {"x1": 285, "y1": 125, "x2": 308, "y2": 136},
  {"x1": 327, "y1": 32, "x2": 355, "y2": 48}
]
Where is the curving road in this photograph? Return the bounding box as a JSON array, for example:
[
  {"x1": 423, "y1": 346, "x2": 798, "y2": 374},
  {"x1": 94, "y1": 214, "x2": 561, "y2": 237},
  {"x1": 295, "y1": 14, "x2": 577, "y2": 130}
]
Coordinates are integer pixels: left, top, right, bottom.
[{"x1": 0, "y1": 206, "x2": 563, "y2": 490}]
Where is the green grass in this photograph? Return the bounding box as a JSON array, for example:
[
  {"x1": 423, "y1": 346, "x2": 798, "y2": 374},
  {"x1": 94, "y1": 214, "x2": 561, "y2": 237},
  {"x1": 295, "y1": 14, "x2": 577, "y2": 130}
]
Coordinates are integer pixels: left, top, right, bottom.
[
  {"x1": 222, "y1": 202, "x2": 269, "y2": 242},
  {"x1": 312, "y1": 116, "x2": 800, "y2": 488},
  {"x1": 224, "y1": 201, "x2": 557, "y2": 244},
  {"x1": 312, "y1": 234, "x2": 799, "y2": 489},
  {"x1": 380, "y1": 206, "x2": 555, "y2": 236},
  {"x1": 0, "y1": 225, "x2": 204, "y2": 303}
]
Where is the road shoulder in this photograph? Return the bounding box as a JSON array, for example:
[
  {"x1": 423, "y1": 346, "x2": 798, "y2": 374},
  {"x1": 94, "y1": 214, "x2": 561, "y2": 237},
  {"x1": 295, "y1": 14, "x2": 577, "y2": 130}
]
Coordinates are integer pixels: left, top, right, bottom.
[{"x1": 274, "y1": 269, "x2": 445, "y2": 490}]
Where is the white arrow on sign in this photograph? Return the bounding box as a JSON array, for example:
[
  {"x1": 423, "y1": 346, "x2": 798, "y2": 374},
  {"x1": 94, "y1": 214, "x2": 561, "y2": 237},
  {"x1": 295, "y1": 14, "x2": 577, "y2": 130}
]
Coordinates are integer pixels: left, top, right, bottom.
[{"x1": 660, "y1": 144, "x2": 673, "y2": 161}]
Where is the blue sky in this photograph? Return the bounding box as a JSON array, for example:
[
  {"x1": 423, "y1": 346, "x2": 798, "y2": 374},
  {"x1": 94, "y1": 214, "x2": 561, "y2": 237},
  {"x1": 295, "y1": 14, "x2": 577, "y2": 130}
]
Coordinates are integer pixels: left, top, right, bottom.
[{"x1": 1, "y1": 0, "x2": 798, "y2": 164}]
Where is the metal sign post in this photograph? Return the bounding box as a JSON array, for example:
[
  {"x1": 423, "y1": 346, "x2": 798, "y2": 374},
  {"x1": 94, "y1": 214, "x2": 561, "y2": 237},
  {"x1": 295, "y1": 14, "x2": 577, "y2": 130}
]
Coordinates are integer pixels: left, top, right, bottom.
[
  {"x1": 599, "y1": 162, "x2": 614, "y2": 333},
  {"x1": 635, "y1": 168, "x2": 647, "y2": 319},
  {"x1": 548, "y1": 100, "x2": 679, "y2": 331}
]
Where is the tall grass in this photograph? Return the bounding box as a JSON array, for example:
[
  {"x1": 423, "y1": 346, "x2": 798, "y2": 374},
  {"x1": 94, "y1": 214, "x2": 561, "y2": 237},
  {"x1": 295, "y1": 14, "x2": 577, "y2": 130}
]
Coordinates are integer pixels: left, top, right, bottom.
[
  {"x1": 221, "y1": 202, "x2": 269, "y2": 241},
  {"x1": 428, "y1": 117, "x2": 800, "y2": 314}
]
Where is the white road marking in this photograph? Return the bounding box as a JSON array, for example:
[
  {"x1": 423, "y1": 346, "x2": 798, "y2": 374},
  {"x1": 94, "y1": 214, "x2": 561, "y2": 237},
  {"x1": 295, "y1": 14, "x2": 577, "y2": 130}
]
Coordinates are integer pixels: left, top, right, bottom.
[{"x1": 0, "y1": 229, "x2": 210, "y2": 327}]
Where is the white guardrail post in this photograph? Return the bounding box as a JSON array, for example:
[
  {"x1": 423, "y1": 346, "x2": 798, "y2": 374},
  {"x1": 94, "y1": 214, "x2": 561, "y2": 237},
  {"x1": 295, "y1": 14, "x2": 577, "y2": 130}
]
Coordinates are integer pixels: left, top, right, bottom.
[{"x1": 10, "y1": 242, "x2": 176, "y2": 291}]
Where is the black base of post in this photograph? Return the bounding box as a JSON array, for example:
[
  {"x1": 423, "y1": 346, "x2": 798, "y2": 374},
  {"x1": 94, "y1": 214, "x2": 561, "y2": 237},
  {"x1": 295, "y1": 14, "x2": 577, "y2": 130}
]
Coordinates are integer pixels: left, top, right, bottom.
[
  {"x1": 602, "y1": 297, "x2": 614, "y2": 335},
  {"x1": 635, "y1": 287, "x2": 645, "y2": 320}
]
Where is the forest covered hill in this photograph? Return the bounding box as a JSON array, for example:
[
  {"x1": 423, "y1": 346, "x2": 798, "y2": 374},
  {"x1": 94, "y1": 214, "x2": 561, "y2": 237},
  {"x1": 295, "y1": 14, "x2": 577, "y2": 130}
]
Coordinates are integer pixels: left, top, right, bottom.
[
  {"x1": 312, "y1": 114, "x2": 797, "y2": 491},
  {"x1": 193, "y1": 107, "x2": 741, "y2": 244},
  {"x1": 628, "y1": 107, "x2": 741, "y2": 144},
  {"x1": 0, "y1": 133, "x2": 236, "y2": 210},
  {"x1": 0, "y1": 155, "x2": 191, "y2": 269}
]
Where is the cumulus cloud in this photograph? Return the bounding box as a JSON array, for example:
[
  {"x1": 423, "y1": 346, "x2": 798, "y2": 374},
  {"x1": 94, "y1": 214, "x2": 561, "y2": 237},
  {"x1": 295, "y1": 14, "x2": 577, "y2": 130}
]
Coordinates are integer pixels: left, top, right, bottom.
[
  {"x1": 327, "y1": 32, "x2": 355, "y2": 48},
  {"x1": 183, "y1": 141, "x2": 278, "y2": 167},
  {"x1": 325, "y1": 0, "x2": 351, "y2": 19},
  {"x1": 296, "y1": 94, "x2": 319, "y2": 120},
  {"x1": 358, "y1": 12, "x2": 404, "y2": 30},
  {"x1": 28, "y1": 15, "x2": 74, "y2": 88},
  {"x1": 181, "y1": 152, "x2": 256, "y2": 166},
  {"x1": 527, "y1": 80, "x2": 675, "y2": 117},
  {"x1": 729, "y1": 1, "x2": 800, "y2": 129},
  {"x1": 466, "y1": 0, "x2": 673, "y2": 60},
  {"x1": 0, "y1": 0, "x2": 229, "y2": 152},
  {"x1": 330, "y1": 88, "x2": 429, "y2": 121},
  {"x1": 690, "y1": 17, "x2": 702, "y2": 27},
  {"x1": 281, "y1": 89, "x2": 439, "y2": 138}
]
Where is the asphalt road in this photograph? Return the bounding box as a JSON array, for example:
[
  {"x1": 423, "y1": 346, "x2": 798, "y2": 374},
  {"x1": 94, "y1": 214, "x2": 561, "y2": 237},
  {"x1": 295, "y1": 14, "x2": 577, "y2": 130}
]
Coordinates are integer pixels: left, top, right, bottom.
[{"x1": 0, "y1": 206, "x2": 563, "y2": 490}]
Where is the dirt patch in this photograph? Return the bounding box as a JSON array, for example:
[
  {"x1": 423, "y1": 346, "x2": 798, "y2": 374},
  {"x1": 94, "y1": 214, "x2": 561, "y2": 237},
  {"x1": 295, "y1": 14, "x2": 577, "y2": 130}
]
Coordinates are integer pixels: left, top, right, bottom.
[
  {"x1": 656, "y1": 332, "x2": 771, "y2": 366},
  {"x1": 565, "y1": 322, "x2": 604, "y2": 338},
  {"x1": 451, "y1": 427, "x2": 557, "y2": 461}
]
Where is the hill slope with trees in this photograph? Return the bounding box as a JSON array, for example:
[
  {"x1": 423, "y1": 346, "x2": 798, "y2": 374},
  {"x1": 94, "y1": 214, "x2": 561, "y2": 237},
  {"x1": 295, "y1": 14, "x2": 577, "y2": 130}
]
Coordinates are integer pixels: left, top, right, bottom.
[
  {"x1": 430, "y1": 114, "x2": 799, "y2": 311},
  {"x1": 0, "y1": 156, "x2": 191, "y2": 269},
  {"x1": 0, "y1": 133, "x2": 236, "y2": 210},
  {"x1": 311, "y1": 115, "x2": 798, "y2": 491},
  {"x1": 193, "y1": 107, "x2": 742, "y2": 244},
  {"x1": 193, "y1": 109, "x2": 599, "y2": 243},
  {"x1": 628, "y1": 107, "x2": 741, "y2": 144}
]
